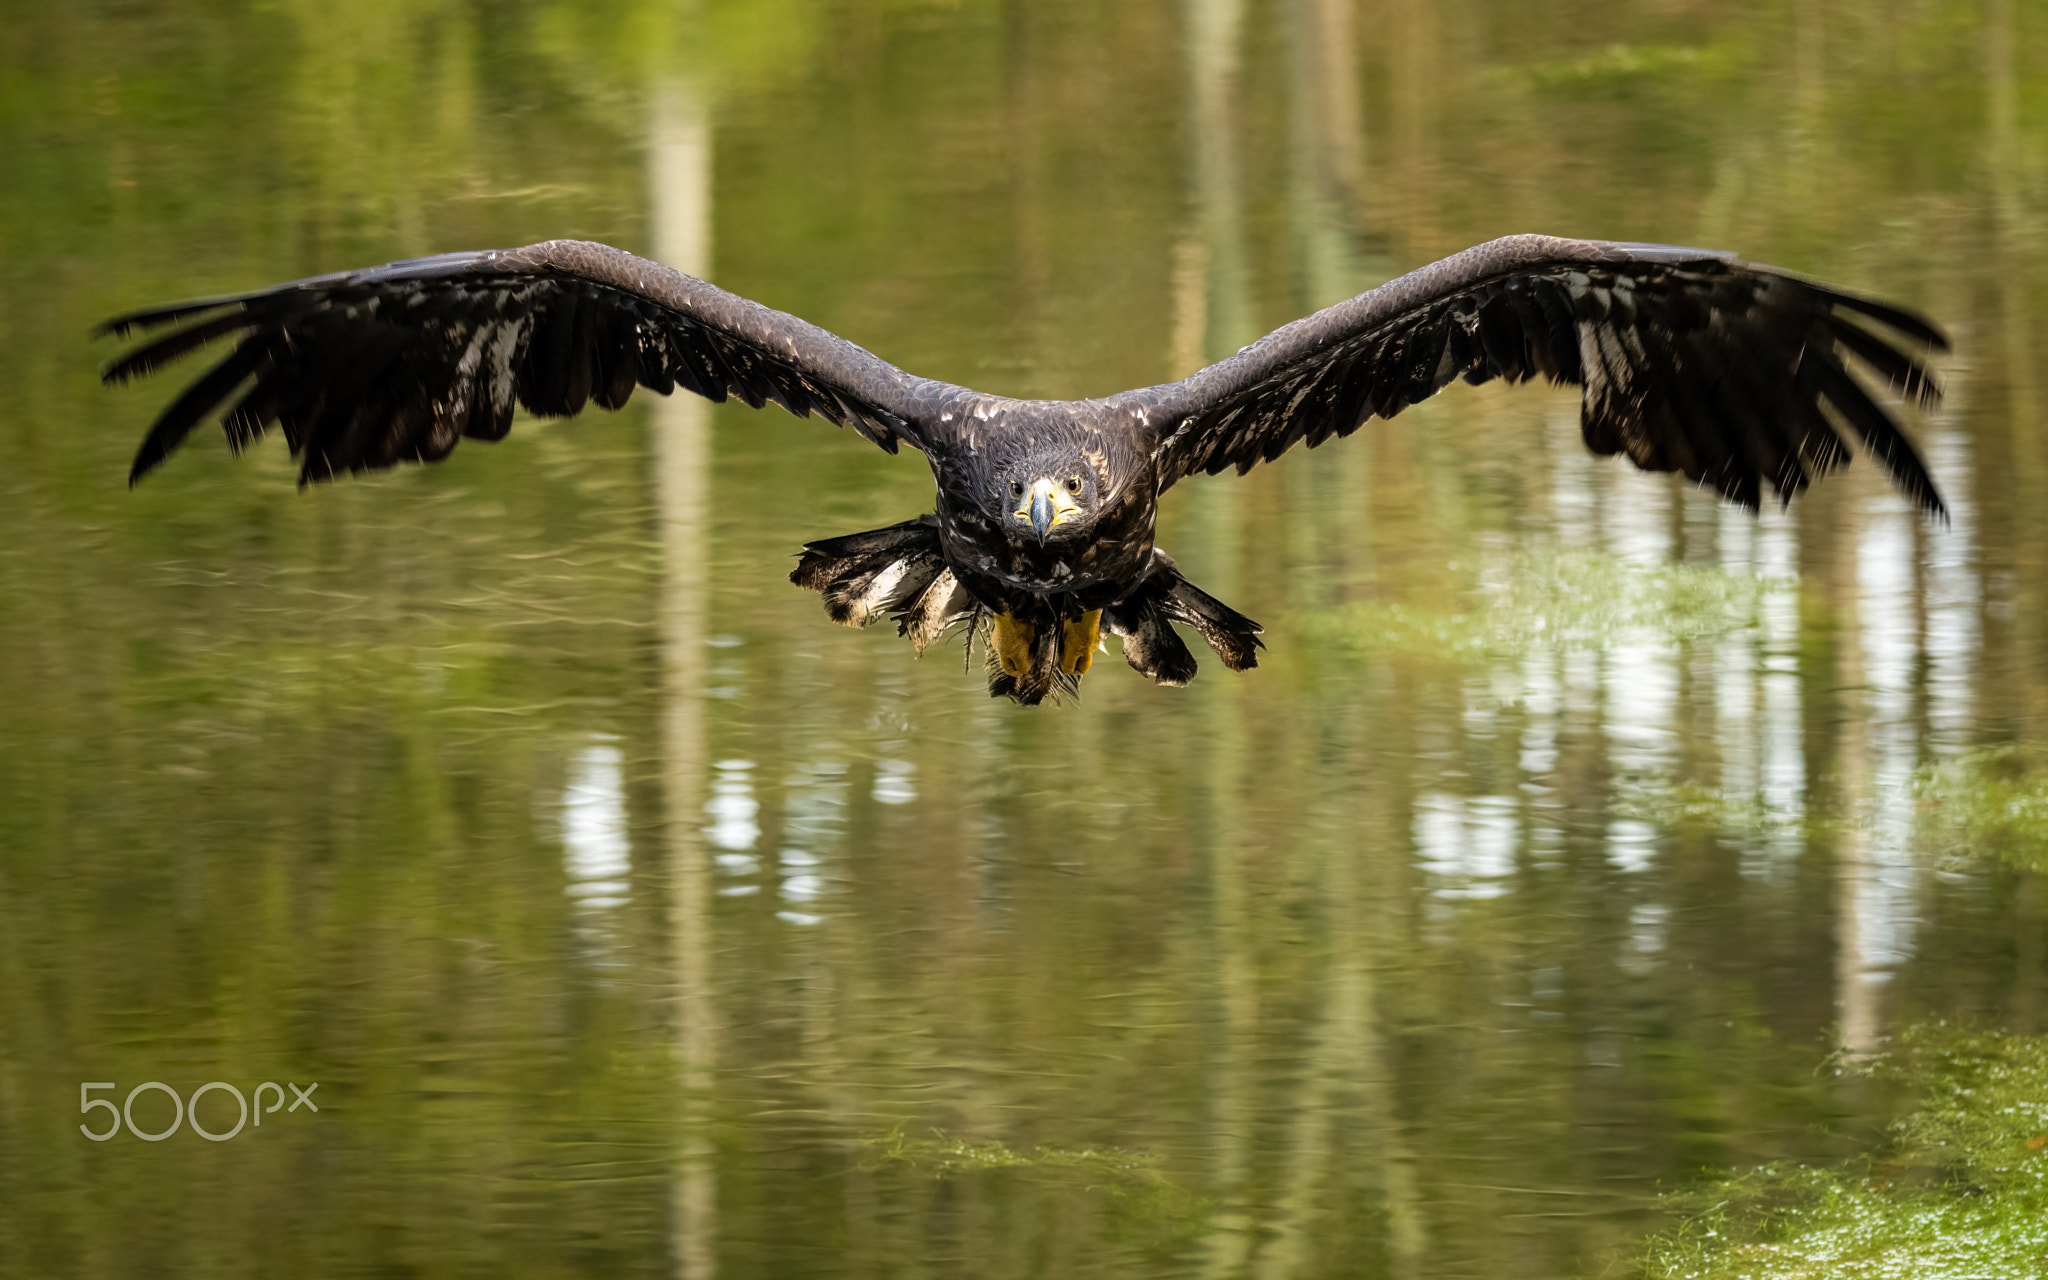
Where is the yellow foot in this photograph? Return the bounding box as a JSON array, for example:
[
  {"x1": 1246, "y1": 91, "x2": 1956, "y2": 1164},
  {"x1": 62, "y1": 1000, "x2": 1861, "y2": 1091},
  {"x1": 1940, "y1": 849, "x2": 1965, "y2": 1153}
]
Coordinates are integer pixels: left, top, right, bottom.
[
  {"x1": 1060, "y1": 610, "x2": 1102, "y2": 676},
  {"x1": 992, "y1": 613, "x2": 1035, "y2": 678}
]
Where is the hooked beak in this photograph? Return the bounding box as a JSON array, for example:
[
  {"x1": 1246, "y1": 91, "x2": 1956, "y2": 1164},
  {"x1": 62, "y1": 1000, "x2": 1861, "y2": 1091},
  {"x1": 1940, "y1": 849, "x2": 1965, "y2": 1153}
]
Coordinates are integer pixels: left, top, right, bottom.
[
  {"x1": 1014, "y1": 478, "x2": 1079, "y2": 542},
  {"x1": 1029, "y1": 488, "x2": 1056, "y2": 539}
]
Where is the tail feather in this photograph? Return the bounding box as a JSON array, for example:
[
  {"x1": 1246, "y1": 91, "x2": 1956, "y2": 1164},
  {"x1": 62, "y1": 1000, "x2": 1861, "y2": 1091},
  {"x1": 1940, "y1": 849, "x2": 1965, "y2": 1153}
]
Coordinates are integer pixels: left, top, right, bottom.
[
  {"x1": 1104, "y1": 551, "x2": 1262, "y2": 685},
  {"x1": 792, "y1": 524, "x2": 1264, "y2": 701},
  {"x1": 899, "y1": 568, "x2": 974, "y2": 655},
  {"x1": 1104, "y1": 591, "x2": 1198, "y2": 686},
  {"x1": 790, "y1": 516, "x2": 946, "y2": 628},
  {"x1": 1164, "y1": 577, "x2": 1264, "y2": 671}
]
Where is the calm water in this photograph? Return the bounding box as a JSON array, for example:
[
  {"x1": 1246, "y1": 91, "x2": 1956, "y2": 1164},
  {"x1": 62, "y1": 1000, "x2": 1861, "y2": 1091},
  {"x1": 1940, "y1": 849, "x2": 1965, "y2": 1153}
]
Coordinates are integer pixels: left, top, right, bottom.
[{"x1": 4, "y1": 2, "x2": 2047, "y2": 1277}]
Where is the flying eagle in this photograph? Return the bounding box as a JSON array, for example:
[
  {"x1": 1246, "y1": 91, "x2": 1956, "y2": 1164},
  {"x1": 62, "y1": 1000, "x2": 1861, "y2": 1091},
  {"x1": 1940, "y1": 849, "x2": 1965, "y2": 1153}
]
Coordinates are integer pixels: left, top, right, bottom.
[{"x1": 102, "y1": 235, "x2": 1947, "y2": 704}]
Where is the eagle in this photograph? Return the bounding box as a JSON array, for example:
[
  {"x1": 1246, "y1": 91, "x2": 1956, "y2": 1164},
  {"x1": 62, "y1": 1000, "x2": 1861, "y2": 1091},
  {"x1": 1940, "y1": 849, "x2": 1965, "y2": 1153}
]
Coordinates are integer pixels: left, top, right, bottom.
[{"x1": 101, "y1": 234, "x2": 1947, "y2": 704}]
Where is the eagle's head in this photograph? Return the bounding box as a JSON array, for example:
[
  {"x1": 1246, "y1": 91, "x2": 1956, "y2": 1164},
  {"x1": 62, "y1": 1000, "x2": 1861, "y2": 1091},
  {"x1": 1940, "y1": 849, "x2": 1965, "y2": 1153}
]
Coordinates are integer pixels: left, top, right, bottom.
[{"x1": 989, "y1": 447, "x2": 1105, "y2": 544}]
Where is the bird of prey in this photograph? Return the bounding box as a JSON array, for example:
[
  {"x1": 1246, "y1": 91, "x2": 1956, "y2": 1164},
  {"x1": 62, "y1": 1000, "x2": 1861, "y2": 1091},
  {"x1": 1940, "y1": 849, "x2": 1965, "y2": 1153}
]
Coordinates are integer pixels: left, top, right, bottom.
[{"x1": 102, "y1": 234, "x2": 1948, "y2": 704}]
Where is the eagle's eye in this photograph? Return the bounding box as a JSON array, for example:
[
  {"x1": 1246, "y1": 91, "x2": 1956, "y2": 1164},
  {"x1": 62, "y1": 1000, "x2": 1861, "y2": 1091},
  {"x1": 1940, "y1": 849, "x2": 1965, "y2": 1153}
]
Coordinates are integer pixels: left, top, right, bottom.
[
  {"x1": 1065, "y1": 477, "x2": 1082, "y2": 496},
  {"x1": 1010, "y1": 481, "x2": 1024, "y2": 498}
]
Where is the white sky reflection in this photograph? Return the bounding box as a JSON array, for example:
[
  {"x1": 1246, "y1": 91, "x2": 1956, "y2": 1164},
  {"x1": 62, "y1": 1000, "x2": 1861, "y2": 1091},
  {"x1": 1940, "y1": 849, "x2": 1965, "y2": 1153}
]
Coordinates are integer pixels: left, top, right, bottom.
[{"x1": 561, "y1": 737, "x2": 633, "y2": 963}]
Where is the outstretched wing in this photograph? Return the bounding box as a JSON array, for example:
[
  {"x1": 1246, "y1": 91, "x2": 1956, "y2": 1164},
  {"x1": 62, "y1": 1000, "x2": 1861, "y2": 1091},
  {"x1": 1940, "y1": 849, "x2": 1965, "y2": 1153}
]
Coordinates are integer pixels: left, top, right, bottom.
[
  {"x1": 1128, "y1": 234, "x2": 1948, "y2": 517},
  {"x1": 101, "y1": 240, "x2": 957, "y2": 485}
]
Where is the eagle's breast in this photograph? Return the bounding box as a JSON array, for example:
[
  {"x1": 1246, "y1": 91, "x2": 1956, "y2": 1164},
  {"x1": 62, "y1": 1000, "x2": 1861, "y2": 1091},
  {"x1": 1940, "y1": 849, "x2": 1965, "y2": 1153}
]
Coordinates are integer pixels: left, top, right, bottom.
[{"x1": 929, "y1": 401, "x2": 1159, "y2": 612}]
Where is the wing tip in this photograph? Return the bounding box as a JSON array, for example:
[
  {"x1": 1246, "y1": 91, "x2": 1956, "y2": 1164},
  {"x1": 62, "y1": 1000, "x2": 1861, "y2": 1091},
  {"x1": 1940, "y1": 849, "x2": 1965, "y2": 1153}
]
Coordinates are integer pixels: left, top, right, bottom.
[
  {"x1": 95, "y1": 296, "x2": 248, "y2": 341},
  {"x1": 1913, "y1": 477, "x2": 1952, "y2": 527},
  {"x1": 1834, "y1": 294, "x2": 1951, "y2": 354},
  {"x1": 127, "y1": 431, "x2": 175, "y2": 486},
  {"x1": 1756, "y1": 263, "x2": 1951, "y2": 353}
]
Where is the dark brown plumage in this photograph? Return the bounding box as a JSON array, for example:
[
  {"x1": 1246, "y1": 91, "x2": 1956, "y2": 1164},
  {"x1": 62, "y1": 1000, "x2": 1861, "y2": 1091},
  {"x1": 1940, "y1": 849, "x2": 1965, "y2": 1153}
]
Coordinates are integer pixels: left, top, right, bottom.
[{"x1": 102, "y1": 234, "x2": 1948, "y2": 704}]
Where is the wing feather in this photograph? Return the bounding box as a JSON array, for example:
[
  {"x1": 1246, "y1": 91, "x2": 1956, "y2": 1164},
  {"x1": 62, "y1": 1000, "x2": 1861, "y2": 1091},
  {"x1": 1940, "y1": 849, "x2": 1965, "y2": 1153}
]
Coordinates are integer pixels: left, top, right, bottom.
[
  {"x1": 126, "y1": 335, "x2": 271, "y2": 480},
  {"x1": 104, "y1": 240, "x2": 954, "y2": 485},
  {"x1": 1125, "y1": 234, "x2": 1948, "y2": 519}
]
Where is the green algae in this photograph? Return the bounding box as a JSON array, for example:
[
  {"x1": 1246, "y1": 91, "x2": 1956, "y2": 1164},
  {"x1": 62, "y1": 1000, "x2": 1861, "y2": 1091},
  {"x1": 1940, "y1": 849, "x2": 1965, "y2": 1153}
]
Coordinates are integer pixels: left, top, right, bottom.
[
  {"x1": 865, "y1": 1130, "x2": 1211, "y2": 1260},
  {"x1": 1523, "y1": 42, "x2": 1740, "y2": 93},
  {"x1": 1634, "y1": 751, "x2": 2048, "y2": 1275},
  {"x1": 1917, "y1": 747, "x2": 2048, "y2": 875},
  {"x1": 867, "y1": 1128, "x2": 1174, "y2": 1185},
  {"x1": 1642, "y1": 1026, "x2": 2048, "y2": 1280},
  {"x1": 1298, "y1": 550, "x2": 1775, "y2": 665},
  {"x1": 1613, "y1": 781, "x2": 1777, "y2": 835}
]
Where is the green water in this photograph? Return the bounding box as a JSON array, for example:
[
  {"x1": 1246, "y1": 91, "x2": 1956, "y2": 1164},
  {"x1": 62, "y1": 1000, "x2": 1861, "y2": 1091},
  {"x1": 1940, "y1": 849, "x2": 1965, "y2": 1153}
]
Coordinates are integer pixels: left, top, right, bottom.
[
  {"x1": 1643, "y1": 1025, "x2": 2048, "y2": 1278},
  {"x1": 4, "y1": 2, "x2": 2047, "y2": 1277}
]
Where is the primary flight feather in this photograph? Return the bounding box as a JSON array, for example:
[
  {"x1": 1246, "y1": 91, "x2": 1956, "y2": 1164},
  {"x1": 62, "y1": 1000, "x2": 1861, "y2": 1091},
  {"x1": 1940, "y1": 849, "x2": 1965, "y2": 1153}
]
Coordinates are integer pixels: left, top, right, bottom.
[{"x1": 102, "y1": 234, "x2": 1948, "y2": 704}]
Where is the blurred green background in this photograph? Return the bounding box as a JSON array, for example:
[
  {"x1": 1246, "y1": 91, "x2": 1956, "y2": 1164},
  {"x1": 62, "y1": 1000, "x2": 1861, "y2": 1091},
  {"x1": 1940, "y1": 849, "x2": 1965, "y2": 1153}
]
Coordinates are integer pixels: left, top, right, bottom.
[{"x1": 3, "y1": 1, "x2": 2047, "y2": 1276}]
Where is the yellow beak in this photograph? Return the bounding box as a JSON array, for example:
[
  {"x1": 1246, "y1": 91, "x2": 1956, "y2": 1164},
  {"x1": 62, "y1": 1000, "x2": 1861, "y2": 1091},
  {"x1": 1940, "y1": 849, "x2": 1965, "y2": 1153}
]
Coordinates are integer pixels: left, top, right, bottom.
[{"x1": 1014, "y1": 478, "x2": 1080, "y2": 540}]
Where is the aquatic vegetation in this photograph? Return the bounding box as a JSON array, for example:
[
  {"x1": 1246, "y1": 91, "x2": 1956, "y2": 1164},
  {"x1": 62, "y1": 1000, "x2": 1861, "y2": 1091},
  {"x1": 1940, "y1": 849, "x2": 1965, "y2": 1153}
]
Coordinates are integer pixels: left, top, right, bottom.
[
  {"x1": 1298, "y1": 549, "x2": 1774, "y2": 664},
  {"x1": 1522, "y1": 41, "x2": 1740, "y2": 93},
  {"x1": 1917, "y1": 747, "x2": 2048, "y2": 875},
  {"x1": 1612, "y1": 780, "x2": 1775, "y2": 835},
  {"x1": 1641, "y1": 1026, "x2": 2048, "y2": 1280},
  {"x1": 865, "y1": 1129, "x2": 1210, "y2": 1259}
]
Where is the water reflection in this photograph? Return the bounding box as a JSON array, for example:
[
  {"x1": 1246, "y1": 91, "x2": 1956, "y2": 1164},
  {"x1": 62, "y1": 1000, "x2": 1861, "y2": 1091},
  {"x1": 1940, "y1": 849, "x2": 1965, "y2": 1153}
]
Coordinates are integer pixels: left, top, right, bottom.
[
  {"x1": 652, "y1": 72, "x2": 718, "y2": 1280},
  {"x1": 1413, "y1": 792, "x2": 1518, "y2": 899},
  {"x1": 1923, "y1": 428, "x2": 1980, "y2": 750},
  {"x1": 562, "y1": 737, "x2": 635, "y2": 958},
  {"x1": 706, "y1": 760, "x2": 763, "y2": 859},
  {"x1": 3, "y1": 2, "x2": 2046, "y2": 1279},
  {"x1": 1714, "y1": 505, "x2": 1810, "y2": 880},
  {"x1": 1855, "y1": 496, "x2": 1926, "y2": 984}
]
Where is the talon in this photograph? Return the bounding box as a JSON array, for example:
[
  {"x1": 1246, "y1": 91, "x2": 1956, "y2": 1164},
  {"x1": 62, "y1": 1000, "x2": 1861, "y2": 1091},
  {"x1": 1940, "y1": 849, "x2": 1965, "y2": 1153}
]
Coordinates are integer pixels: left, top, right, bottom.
[
  {"x1": 1060, "y1": 610, "x2": 1102, "y2": 676},
  {"x1": 992, "y1": 613, "x2": 1035, "y2": 678}
]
